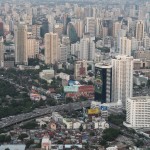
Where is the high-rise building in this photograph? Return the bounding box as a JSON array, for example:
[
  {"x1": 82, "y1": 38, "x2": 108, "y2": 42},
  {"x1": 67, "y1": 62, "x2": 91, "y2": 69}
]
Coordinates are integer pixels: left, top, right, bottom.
[
  {"x1": 124, "y1": 96, "x2": 150, "y2": 129},
  {"x1": 27, "y1": 38, "x2": 39, "y2": 58},
  {"x1": 14, "y1": 23, "x2": 28, "y2": 65},
  {"x1": 0, "y1": 37, "x2": 4, "y2": 67},
  {"x1": 143, "y1": 36, "x2": 150, "y2": 49},
  {"x1": 136, "y1": 20, "x2": 144, "y2": 41},
  {"x1": 32, "y1": 24, "x2": 41, "y2": 39},
  {"x1": 75, "y1": 20, "x2": 83, "y2": 38},
  {"x1": 118, "y1": 37, "x2": 131, "y2": 56},
  {"x1": 112, "y1": 21, "x2": 122, "y2": 38},
  {"x1": 59, "y1": 44, "x2": 67, "y2": 63},
  {"x1": 112, "y1": 55, "x2": 133, "y2": 107},
  {"x1": 74, "y1": 60, "x2": 87, "y2": 79},
  {"x1": 95, "y1": 63, "x2": 112, "y2": 103},
  {"x1": 45, "y1": 32, "x2": 59, "y2": 64},
  {"x1": 85, "y1": 17, "x2": 95, "y2": 37},
  {"x1": 54, "y1": 24, "x2": 63, "y2": 38},
  {"x1": 79, "y1": 36, "x2": 95, "y2": 61}
]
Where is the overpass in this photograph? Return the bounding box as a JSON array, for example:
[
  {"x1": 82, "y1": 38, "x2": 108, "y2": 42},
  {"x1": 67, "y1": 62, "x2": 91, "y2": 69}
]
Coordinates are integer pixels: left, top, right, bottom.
[{"x1": 0, "y1": 101, "x2": 91, "y2": 129}]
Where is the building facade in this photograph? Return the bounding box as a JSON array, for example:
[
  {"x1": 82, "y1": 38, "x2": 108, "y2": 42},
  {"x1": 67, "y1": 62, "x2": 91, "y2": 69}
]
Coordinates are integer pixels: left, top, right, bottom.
[
  {"x1": 45, "y1": 32, "x2": 59, "y2": 64},
  {"x1": 112, "y1": 55, "x2": 133, "y2": 107},
  {"x1": 124, "y1": 96, "x2": 150, "y2": 129},
  {"x1": 95, "y1": 63, "x2": 112, "y2": 103},
  {"x1": 14, "y1": 23, "x2": 28, "y2": 65}
]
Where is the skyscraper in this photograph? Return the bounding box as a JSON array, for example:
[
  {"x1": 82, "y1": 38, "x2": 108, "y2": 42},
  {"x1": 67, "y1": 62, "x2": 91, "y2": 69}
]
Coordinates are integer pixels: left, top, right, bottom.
[
  {"x1": 136, "y1": 20, "x2": 144, "y2": 41},
  {"x1": 112, "y1": 21, "x2": 122, "y2": 38},
  {"x1": 79, "y1": 37, "x2": 95, "y2": 61},
  {"x1": 95, "y1": 63, "x2": 112, "y2": 103},
  {"x1": 14, "y1": 23, "x2": 28, "y2": 65},
  {"x1": 112, "y1": 55, "x2": 133, "y2": 107},
  {"x1": 45, "y1": 32, "x2": 59, "y2": 64},
  {"x1": 118, "y1": 37, "x2": 131, "y2": 56},
  {"x1": 85, "y1": 17, "x2": 95, "y2": 37}
]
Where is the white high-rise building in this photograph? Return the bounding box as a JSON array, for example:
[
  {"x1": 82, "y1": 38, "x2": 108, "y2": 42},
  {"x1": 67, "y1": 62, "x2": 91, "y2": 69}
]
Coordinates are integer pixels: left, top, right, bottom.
[
  {"x1": 112, "y1": 55, "x2": 133, "y2": 107},
  {"x1": 143, "y1": 36, "x2": 150, "y2": 50},
  {"x1": 117, "y1": 29, "x2": 126, "y2": 51},
  {"x1": 136, "y1": 20, "x2": 144, "y2": 41},
  {"x1": 124, "y1": 96, "x2": 150, "y2": 129},
  {"x1": 85, "y1": 17, "x2": 95, "y2": 37},
  {"x1": 14, "y1": 23, "x2": 28, "y2": 65},
  {"x1": 118, "y1": 37, "x2": 131, "y2": 56},
  {"x1": 45, "y1": 32, "x2": 59, "y2": 64},
  {"x1": 27, "y1": 38, "x2": 39, "y2": 58},
  {"x1": 79, "y1": 37, "x2": 95, "y2": 61},
  {"x1": 71, "y1": 42, "x2": 80, "y2": 57}
]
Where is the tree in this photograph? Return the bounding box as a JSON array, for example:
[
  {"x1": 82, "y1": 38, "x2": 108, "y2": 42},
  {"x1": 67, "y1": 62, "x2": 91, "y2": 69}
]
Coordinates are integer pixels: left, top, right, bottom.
[
  {"x1": 90, "y1": 131, "x2": 95, "y2": 136},
  {"x1": 21, "y1": 121, "x2": 38, "y2": 129},
  {"x1": 99, "y1": 139, "x2": 107, "y2": 146},
  {"x1": 79, "y1": 124, "x2": 83, "y2": 132},
  {"x1": 26, "y1": 139, "x2": 34, "y2": 148},
  {"x1": 135, "y1": 140, "x2": 144, "y2": 147},
  {"x1": 102, "y1": 128, "x2": 120, "y2": 141},
  {"x1": 147, "y1": 79, "x2": 150, "y2": 88},
  {"x1": 18, "y1": 133, "x2": 28, "y2": 141},
  {"x1": 66, "y1": 97, "x2": 73, "y2": 103}
]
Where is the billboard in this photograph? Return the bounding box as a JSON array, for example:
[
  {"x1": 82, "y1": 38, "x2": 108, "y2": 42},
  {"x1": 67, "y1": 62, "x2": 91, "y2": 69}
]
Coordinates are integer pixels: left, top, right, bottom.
[
  {"x1": 64, "y1": 86, "x2": 79, "y2": 93},
  {"x1": 87, "y1": 108, "x2": 100, "y2": 115},
  {"x1": 100, "y1": 106, "x2": 108, "y2": 111},
  {"x1": 95, "y1": 68, "x2": 103, "y2": 94}
]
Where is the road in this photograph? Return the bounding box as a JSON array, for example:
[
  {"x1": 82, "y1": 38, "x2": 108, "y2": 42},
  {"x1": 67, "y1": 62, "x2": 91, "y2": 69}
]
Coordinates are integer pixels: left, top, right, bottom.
[{"x1": 0, "y1": 101, "x2": 91, "y2": 129}]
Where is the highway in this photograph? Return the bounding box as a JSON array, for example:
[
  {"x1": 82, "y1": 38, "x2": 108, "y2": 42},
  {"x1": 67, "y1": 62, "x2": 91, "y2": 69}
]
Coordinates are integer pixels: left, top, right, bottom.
[{"x1": 0, "y1": 101, "x2": 91, "y2": 129}]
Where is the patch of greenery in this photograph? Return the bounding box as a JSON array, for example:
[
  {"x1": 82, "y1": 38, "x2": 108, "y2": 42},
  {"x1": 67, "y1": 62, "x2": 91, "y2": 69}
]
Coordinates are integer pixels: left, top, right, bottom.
[
  {"x1": 0, "y1": 79, "x2": 18, "y2": 97},
  {"x1": 21, "y1": 120, "x2": 39, "y2": 129},
  {"x1": 102, "y1": 128, "x2": 121, "y2": 141},
  {"x1": 108, "y1": 114, "x2": 126, "y2": 126}
]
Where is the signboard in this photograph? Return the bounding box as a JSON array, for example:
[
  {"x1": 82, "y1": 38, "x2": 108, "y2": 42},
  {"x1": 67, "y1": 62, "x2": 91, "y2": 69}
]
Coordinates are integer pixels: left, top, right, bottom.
[
  {"x1": 95, "y1": 68, "x2": 103, "y2": 94},
  {"x1": 64, "y1": 86, "x2": 79, "y2": 93},
  {"x1": 87, "y1": 108, "x2": 100, "y2": 115},
  {"x1": 100, "y1": 106, "x2": 108, "y2": 111}
]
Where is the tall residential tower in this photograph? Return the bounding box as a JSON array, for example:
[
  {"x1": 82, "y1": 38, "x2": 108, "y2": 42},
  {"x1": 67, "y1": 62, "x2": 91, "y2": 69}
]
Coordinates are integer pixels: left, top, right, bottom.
[
  {"x1": 112, "y1": 55, "x2": 133, "y2": 107},
  {"x1": 14, "y1": 23, "x2": 28, "y2": 65}
]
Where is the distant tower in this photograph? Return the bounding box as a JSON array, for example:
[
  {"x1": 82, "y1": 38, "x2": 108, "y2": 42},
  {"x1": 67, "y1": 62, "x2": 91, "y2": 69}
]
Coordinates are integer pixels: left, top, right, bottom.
[
  {"x1": 14, "y1": 23, "x2": 28, "y2": 65},
  {"x1": 118, "y1": 37, "x2": 131, "y2": 56},
  {"x1": 45, "y1": 32, "x2": 59, "y2": 64},
  {"x1": 85, "y1": 17, "x2": 96, "y2": 37},
  {"x1": 113, "y1": 21, "x2": 122, "y2": 38},
  {"x1": 136, "y1": 20, "x2": 144, "y2": 41}
]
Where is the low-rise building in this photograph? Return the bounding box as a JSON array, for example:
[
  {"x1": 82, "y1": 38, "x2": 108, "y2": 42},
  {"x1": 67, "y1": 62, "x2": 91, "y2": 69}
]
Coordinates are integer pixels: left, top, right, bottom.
[
  {"x1": 39, "y1": 69, "x2": 54, "y2": 83},
  {"x1": 0, "y1": 144, "x2": 26, "y2": 150},
  {"x1": 41, "y1": 136, "x2": 51, "y2": 150},
  {"x1": 92, "y1": 118, "x2": 109, "y2": 129},
  {"x1": 106, "y1": 146, "x2": 118, "y2": 150},
  {"x1": 55, "y1": 72, "x2": 70, "y2": 81},
  {"x1": 133, "y1": 74, "x2": 148, "y2": 86}
]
